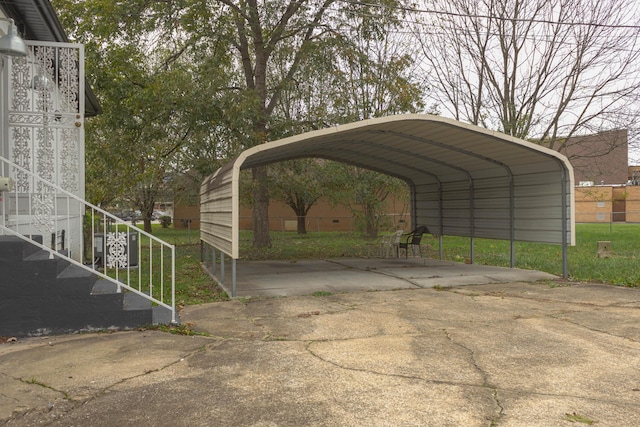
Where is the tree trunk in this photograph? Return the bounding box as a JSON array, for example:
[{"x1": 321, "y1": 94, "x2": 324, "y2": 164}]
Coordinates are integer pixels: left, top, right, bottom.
[
  {"x1": 297, "y1": 215, "x2": 307, "y2": 234},
  {"x1": 140, "y1": 188, "x2": 155, "y2": 234},
  {"x1": 252, "y1": 166, "x2": 271, "y2": 247},
  {"x1": 365, "y1": 219, "x2": 377, "y2": 239}
]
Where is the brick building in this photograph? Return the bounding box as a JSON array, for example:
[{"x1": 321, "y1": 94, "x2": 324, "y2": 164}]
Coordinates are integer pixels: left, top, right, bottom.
[
  {"x1": 555, "y1": 129, "x2": 629, "y2": 185},
  {"x1": 575, "y1": 181, "x2": 640, "y2": 223}
]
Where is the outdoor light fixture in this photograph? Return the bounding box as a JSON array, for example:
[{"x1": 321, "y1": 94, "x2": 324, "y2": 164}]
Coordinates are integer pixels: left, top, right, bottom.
[
  {"x1": 0, "y1": 177, "x2": 14, "y2": 192},
  {"x1": 0, "y1": 18, "x2": 27, "y2": 57}
]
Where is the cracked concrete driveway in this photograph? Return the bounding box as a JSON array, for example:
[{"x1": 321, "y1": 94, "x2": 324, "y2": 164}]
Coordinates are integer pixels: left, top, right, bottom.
[{"x1": 1, "y1": 281, "x2": 640, "y2": 426}]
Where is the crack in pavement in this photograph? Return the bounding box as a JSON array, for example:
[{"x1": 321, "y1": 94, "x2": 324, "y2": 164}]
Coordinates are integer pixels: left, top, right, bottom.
[
  {"x1": 442, "y1": 328, "x2": 505, "y2": 425},
  {"x1": 449, "y1": 285, "x2": 639, "y2": 309},
  {"x1": 323, "y1": 258, "x2": 426, "y2": 288},
  {"x1": 302, "y1": 332, "x2": 632, "y2": 420},
  {"x1": 304, "y1": 334, "x2": 639, "y2": 408},
  {"x1": 4, "y1": 343, "x2": 211, "y2": 424},
  {"x1": 446, "y1": 285, "x2": 640, "y2": 346},
  {"x1": 303, "y1": 339, "x2": 485, "y2": 390},
  {"x1": 550, "y1": 314, "x2": 640, "y2": 344}
]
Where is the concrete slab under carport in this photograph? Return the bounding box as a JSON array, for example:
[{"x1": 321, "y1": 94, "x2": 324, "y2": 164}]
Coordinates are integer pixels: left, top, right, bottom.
[{"x1": 213, "y1": 257, "x2": 557, "y2": 298}]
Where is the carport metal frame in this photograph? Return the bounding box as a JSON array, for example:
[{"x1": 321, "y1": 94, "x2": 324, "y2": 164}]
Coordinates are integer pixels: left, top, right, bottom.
[{"x1": 200, "y1": 115, "x2": 575, "y2": 296}]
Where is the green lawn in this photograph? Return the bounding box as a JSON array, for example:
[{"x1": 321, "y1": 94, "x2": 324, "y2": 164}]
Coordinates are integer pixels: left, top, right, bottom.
[
  {"x1": 239, "y1": 223, "x2": 640, "y2": 287},
  {"x1": 433, "y1": 223, "x2": 640, "y2": 286},
  {"x1": 140, "y1": 222, "x2": 639, "y2": 307},
  {"x1": 118, "y1": 225, "x2": 228, "y2": 307}
]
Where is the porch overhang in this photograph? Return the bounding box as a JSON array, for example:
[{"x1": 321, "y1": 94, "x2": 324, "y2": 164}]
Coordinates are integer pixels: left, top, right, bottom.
[
  {"x1": 0, "y1": 0, "x2": 102, "y2": 116},
  {"x1": 201, "y1": 114, "x2": 575, "y2": 263}
]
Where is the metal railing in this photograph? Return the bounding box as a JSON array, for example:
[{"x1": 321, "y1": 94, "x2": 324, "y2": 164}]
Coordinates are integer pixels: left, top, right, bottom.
[{"x1": 0, "y1": 155, "x2": 176, "y2": 324}]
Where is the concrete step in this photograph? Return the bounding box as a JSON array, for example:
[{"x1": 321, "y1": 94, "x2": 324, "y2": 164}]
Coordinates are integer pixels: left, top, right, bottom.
[{"x1": 0, "y1": 235, "x2": 43, "y2": 260}]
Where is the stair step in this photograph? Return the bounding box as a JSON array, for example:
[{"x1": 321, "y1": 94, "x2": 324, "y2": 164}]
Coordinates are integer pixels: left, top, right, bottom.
[
  {"x1": 124, "y1": 291, "x2": 152, "y2": 311},
  {"x1": 1, "y1": 241, "x2": 174, "y2": 335},
  {"x1": 93, "y1": 280, "x2": 175, "y2": 325},
  {"x1": 53, "y1": 265, "x2": 97, "y2": 295},
  {"x1": 58, "y1": 264, "x2": 95, "y2": 279},
  {"x1": 91, "y1": 279, "x2": 120, "y2": 295},
  {"x1": 23, "y1": 251, "x2": 71, "y2": 280},
  {"x1": 0, "y1": 235, "x2": 43, "y2": 260},
  {"x1": 153, "y1": 305, "x2": 179, "y2": 325}
]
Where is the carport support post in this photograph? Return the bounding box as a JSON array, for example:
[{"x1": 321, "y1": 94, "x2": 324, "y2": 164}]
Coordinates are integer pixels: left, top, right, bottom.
[
  {"x1": 212, "y1": 246, "x2": 216, "y2": 276},
  {"x1": 562, "y1": 168, "x2": 569, "y2": 279},
  {"x1": 469, "y1": 181, "x2": 475, "y2": 264},
  {"x1": 220, "y1": 252, "x2": 225, "y2": 286},
  {"x1": 510, "y1": 175, "x2": 515, "y2": 268},
  {"x1": 470, "y1": 236, "x2": 475, "y2": 263},
  {"x1": 232, "y1": 258, "x2": 236, "y2": 297}
]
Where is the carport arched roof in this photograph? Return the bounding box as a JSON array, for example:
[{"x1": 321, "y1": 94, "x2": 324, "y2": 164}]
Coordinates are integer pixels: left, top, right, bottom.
[{"x1": 201, "y1": 114, "x2": 574, "y2": 262}]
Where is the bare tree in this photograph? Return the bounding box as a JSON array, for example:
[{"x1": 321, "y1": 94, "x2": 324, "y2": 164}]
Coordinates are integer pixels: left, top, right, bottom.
[{"x1": 416, "y1": 0, "x2": 640, "y2": 150}]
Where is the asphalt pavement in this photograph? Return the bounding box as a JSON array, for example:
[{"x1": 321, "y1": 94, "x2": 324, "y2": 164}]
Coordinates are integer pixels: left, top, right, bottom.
[{"x1": 1, "y1": 260, "x2": 640, "y2": 426}]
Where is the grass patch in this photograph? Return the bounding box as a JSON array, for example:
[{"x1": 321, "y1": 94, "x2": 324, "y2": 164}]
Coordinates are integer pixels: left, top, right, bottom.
[
  {"x1": 312, "y1": 290, "x2": 333, "y2": 297},
  {"x1": 546, "y1": 280, "x2": 573, "y2": 288},
  {"x1": 564, "y1": 412, "x2": 595, "y2": 424},
  {"x1": 173, "y1": 244, "x2": 229, "y2": 305},
  {"x1": 240, "y1": 230, "x2": 373, "y2": 260},
  {"x1": 24, "y1": 378, "x2": 71, "y2": 400},
  {"x1": 103, "y1": 225, "x2": 228, "y2": 306}
]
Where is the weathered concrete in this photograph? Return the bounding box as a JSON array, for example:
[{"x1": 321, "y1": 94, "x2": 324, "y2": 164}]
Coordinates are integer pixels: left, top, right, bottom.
[
  {"x1": 219, "y1": 257, "x2": 557, "y2": 297},
  {"x1": 2, "y1": 280, "x2": 639, "y2": 426}
]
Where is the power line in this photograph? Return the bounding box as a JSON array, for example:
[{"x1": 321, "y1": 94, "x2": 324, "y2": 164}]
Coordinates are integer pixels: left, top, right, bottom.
[
  {"x1": 333, "y1": 0, "x2": 640, "y2": 51},
  {"x1": 339, "y1": 0, "x2": 640, "y2": 30}
]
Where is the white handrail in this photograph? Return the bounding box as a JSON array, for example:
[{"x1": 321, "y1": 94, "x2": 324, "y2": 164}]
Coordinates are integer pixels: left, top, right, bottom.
[{"x1": 0, "y1": 155, "x2": 176, "y2": 324}]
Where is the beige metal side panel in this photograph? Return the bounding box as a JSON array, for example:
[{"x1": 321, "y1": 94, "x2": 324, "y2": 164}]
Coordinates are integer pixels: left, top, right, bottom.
[{"x1": 200, "y1": 163, "x2": 234, "y2": 257}]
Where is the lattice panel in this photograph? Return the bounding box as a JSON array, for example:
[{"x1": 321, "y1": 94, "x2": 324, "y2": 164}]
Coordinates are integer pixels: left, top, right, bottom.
[
  {"x1": 106, "y1": 232, "x2": 129, "y2": 269},
  {"x1": 7, "y1": 42, "x2": 84, "y2": 196}
]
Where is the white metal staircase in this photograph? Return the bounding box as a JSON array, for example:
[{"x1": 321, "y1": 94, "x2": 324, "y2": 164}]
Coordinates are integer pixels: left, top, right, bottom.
[{"x1": 0, "y1": 155, "x2": 177, "y2": 330}]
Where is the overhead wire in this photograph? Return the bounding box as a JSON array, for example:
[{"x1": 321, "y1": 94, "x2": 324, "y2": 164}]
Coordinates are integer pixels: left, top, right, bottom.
[
  {"x1": 337, "y1": 0, "x2": 640, "y2": 30},
  {"x1": 324, "y1": 0, "x2": 640, "y2": 55}
]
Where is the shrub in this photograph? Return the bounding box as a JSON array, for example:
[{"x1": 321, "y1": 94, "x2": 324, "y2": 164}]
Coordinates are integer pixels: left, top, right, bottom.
[{"x1": 160, "y1": 215, "x2": 172, "y2": 228}]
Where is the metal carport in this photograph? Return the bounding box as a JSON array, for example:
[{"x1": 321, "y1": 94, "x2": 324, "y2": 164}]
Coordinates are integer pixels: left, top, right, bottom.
[{"x1": 200, "y1": 114, "x2": 575, "y2": 296}]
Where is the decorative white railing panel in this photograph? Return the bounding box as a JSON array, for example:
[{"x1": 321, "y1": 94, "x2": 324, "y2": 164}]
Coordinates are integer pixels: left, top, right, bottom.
[
  {"x1": 7, "y1": 41, "x2": 84, "y2": 198},
  {"x1": 3, "y1": 41, "x2": 85, "y2": 255}
]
